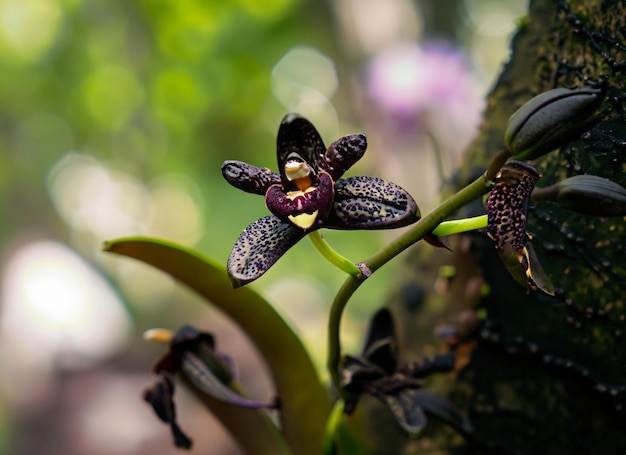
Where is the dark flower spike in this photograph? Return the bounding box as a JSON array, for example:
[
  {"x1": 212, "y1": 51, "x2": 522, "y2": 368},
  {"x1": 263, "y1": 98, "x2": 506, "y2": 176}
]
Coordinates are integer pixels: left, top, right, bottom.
[
  {"x1": 222, "y1": 113, "x2": 420, "y2": 287},
  {"x1": 487, "y1": 160, "x2": 555, "y2": 295},
  {"x1": 145, "y1": 326, "x2": 277, "y2": 449},
  {"x1": 340, "y1": 308, "x2": 472, "y2": 438}
]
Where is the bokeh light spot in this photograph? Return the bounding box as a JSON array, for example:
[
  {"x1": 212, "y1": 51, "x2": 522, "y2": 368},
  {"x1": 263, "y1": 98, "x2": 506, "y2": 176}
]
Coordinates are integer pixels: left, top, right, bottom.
[
  {"x1": 83, "y1": 65, "x2": 144, "y2": 128},
  {"x1": 0, "y1": 0, "x2": 63, "y2": 63},
  {"x1": 47, "y1": 153, "x2": 150, "y2": 239},
  {"x1": 153, "y1": 68, "x2": 209, "y2": 126},
  {"x1": 272, "y1": 46, "x2": 339, "y2": 138},
  {"x1": 272, "y1": 46, "x2": 338, "y2": 105},
  {"x1": 146, "y1": 173, "x2": 205, "y2": 245},
  {"x1": 0, "y1": 240, "x2": 133, "y2": 406}
]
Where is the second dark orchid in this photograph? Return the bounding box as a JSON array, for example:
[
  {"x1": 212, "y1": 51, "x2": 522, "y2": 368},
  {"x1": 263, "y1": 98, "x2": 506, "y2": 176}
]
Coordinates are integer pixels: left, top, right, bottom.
[
  {"x1": 222, "y1": 113, "x2": 420, "y2": 287},
  {"x1": 340, "y1": 308, "x2": 473, "y2": 438}
]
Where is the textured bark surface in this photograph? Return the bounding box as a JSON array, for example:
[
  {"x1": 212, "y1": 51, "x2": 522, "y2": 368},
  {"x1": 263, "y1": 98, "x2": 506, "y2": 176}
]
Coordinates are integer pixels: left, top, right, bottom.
[{"x1": 385, "y1": 0, "x2": 626, "y2": 453}]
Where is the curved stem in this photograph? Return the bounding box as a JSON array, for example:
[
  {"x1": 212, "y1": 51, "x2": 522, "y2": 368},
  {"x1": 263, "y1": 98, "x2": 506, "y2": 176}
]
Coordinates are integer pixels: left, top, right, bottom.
[
  {"x1": 426, "y1": 129, "x2": 447, "y2": 184},
  {"x1": 309, "y1": 231, "x2": 362, "y2": 276},
  {"x1": 322, "y1": 401, "x2": 346, "y2": 455},
  {"x1": 366, "y1": 175, "x2": 490, "y2": 272},
  {"x1": 327, "y1": 175, "x2": 490, "y2": 396},
  {"x1": 327, "y1": 276, "x2": 362, "y2": 396}
]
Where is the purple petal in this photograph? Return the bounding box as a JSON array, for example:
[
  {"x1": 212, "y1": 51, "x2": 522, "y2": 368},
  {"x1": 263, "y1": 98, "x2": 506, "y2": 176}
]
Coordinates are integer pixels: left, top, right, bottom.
[
  {"x1": 221, "y1": 160, "x2": 281, "y2": 195},
  {"x1": 412, "y1": 390, "x2": 474, "y2": 436},
  {"x1": 181, "y1": 352, "x2": 277, "y2": 409},
  {"x1": 276, "y1": 113, "x2": 326, "y2": 186},
  {"x1": 486, "y1": 160, "x2": 538, "y2": 251},
  {"x1": 227, "y1": 215, "x2": 307, "y2": 287},
  {"x1": 328, "y1": 176, "x2": 420, "y2": 229},
  {"x1": 322, "y1": 133, "x2": 367, "y2": 180},
  {"x1": 143, "y1": 375, "x2": 193, "y2": 449},
  {"x1": 375, "y1": 388, "x2": 428, "y2": 436},
  {"x1": 486, "y1": 161, "x2": 553, "y2": 294}
]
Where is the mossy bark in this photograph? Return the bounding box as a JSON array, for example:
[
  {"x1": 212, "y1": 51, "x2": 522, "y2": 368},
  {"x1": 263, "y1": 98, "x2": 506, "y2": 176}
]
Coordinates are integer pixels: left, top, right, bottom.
[{"x1": 386, "y1": 0, "x2": 626, "y2": 453}]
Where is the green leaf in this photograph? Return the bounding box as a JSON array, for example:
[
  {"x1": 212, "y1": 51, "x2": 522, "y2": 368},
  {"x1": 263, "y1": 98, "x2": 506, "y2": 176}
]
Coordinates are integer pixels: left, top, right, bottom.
[{"x1": 103, "y1": 237, "x2": 331, "y2": 455}]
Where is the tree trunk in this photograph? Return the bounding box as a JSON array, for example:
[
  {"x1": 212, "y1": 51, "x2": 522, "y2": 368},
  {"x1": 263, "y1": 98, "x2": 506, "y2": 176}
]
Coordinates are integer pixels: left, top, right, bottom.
[{"x1": 388, "y1": 0, "x2": 626, "y2": 453}]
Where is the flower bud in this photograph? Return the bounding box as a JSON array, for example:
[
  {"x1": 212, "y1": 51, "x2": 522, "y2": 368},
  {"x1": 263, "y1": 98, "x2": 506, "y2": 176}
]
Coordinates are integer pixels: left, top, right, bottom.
[
  {"x1": 542, "y1": 175, "x2": 626, "y2": 216},
  {"x1": 505, "y1": 86, "x2": 604, "y2": 160}
]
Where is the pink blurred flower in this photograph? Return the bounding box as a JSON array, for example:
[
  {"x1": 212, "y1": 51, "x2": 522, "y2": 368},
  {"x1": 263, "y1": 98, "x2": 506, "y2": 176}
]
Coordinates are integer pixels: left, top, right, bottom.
[{"x1": 366, "y1": 41, "x2": 484, "y2": 135}]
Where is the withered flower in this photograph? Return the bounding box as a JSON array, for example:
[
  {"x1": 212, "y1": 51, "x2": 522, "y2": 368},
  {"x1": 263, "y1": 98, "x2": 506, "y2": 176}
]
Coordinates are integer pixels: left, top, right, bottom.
[{"x1": 143, "y1": 326, "x2": 277, "y2": 449}]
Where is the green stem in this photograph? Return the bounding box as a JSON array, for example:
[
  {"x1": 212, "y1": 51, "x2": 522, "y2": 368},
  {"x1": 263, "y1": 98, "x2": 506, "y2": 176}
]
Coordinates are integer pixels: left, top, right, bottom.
[
  {"x1": 322, "y1": 401, "x2": 345, "y2": 455},
  {"x1": 309, "y1": 231, "x2": 362, "y2": 276},
  {"x1": 366, "y1": 175, "x2": 490, "y2": 272},
  {"x1": 432, "y1": 214, "x2": 488, "y2": 237},
  {"x1": 327, "y1": 175, "x2": 491, "y2": 396}
]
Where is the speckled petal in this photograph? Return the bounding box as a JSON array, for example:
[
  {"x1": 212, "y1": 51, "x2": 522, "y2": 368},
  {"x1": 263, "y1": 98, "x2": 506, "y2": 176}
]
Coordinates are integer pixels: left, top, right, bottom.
[
  {"x1": 486, "y1": 161, "x2": 539, "y2": 251},
  {"x1": 321, "y1": 133, "x2": 367, "y2": 180},
  {"x1": 221, "y1": 160, "x2": 280, "y2": 195},
  {"x1": 277, "y1": 114, "x2": 325, "y2": 185},
  {"x1": 373, "y1": 388, "x2": 428, "y2": 437},
  {"x1": 328, "y1": 176, "x2": 420, "y2": 229},
  {"x1": 227, "y1": 215, "x2": 307, "y2": 287},
  {"x1": 486, "y1": 161, "x2": 553, "y2": 294}
]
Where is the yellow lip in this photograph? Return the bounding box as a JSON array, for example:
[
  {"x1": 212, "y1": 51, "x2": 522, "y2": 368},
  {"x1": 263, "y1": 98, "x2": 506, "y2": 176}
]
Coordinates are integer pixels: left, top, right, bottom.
[{"x1": 288, "y1": 211, "x2": 319, "y2": 230}]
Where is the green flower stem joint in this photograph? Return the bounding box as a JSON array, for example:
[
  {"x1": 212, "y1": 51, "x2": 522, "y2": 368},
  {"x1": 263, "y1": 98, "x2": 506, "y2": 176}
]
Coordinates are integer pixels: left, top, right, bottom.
[
  {"x1": 327, "y1": 174, "x2": 493, "y2": 400},
  {"x1": 222, "y1": 113, "x2": 420, "y2": 287}
]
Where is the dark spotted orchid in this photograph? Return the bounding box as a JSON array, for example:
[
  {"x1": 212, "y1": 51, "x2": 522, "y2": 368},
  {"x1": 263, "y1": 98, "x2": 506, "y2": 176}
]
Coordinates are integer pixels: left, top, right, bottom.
[
  {"x1": 486, "y1": 160, "x2": 554, "y2": 295},
  {"x1": 340, "y1": 308, "x2": 473, "y2": 438},
  {"x1": 222, "y1": 113, "x2": 420, "y2": 287}
]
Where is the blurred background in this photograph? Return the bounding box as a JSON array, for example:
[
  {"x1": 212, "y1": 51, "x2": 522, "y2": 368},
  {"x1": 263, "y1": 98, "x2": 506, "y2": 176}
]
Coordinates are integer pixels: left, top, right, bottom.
[{"x1": 0, "y1": 0, "x2": 525, "y2": 453}]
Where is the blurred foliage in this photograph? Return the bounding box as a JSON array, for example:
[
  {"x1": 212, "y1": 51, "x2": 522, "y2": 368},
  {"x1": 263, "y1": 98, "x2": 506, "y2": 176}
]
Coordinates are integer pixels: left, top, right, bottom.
[
  {"x1": 0, "y1": 0, "x2": 529, "y2": 453},
  {"x1": 0, "y1": 0, "x2": 412, "y2": 316}
]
